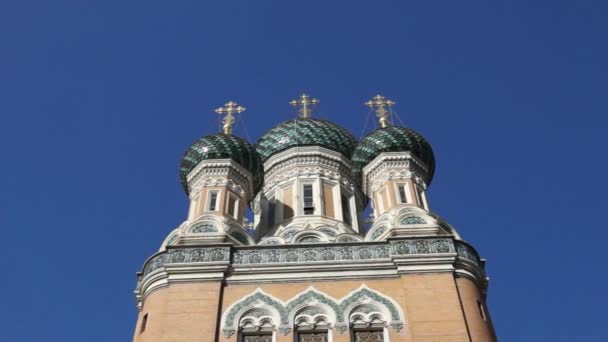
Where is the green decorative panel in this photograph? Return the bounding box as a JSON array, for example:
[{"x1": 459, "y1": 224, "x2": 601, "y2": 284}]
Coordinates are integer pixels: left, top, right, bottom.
[
  {"x1": 179, "y1": 133, "x2": 263, "y2": 195},
  {"x1": 352, "y1": 126, "x2": 435, "y2": 185},
  {"x1": 399, "y1": 216, "x2": 427, "y2": 225},
  {"x1": 255, "y1": 118, "x2": 358, "y2": 162}
]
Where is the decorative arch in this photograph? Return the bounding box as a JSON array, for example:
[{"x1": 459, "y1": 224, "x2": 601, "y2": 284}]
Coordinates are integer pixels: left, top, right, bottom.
[
  {"x1": 286, "y1": 287, "x2": 341, "y2": 323},
  {"x1": 340, "y1": 285, "x2": 405, "y2": 332},
  {"x1": 221, "y1": 289, "x2": 287, "y2": 337},
  {"x1": 286, "y1": 287, "x2": 345, "y2": 334},
  {"x1": 186, "y1": 215, "x2": 225, "y2": 234}
]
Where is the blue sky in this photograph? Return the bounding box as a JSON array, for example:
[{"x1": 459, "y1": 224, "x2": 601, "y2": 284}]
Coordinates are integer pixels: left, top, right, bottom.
[{"x1": 1, "y1": 1, "x2": 606, "y2": 341}]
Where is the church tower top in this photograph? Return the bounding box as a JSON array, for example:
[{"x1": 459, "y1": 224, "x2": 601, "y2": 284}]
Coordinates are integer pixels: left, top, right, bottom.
[
  {"x1": 214, "y1": 100, "x2": 245, "y2": 134},
  {"x1": 365, "y1": 94, "x2": 395, "y2": 128},
  {"x1": 289, "y1": 93, "x2": 319, "y2": 118}
]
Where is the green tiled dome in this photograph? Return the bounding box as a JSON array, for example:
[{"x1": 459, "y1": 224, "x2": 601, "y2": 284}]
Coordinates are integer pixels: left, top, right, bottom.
[
  {"x1": 255, "y1": 118, "x2": 358, "y2": 161},
  {"x1": 352, "y1": 126, "x2": 435, "y2": 185},
  {"x1": 179, "y1": 134, "x2": 263, "y2": 197}
]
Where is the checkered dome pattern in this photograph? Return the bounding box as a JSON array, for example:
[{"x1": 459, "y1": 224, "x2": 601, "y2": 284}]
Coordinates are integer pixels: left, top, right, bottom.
[
  {"x1": 352, "y1": 126, "x2": 435, "y2": 186},
  {"x1": 179, "y1": 133, "x2": 263, "y2": 196},
  {"x1": 255, "y1": 118, "x2": 358, "y2": 162}
]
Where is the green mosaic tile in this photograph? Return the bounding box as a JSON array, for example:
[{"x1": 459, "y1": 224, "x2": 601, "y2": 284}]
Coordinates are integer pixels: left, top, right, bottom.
[
  {"x1": 255, "y1": 118, "x2": 358, "y2": 162},
  {"x1": 179, "y1": 134, "x2": 263, "y2": 196},
  {"x1": 352, "y1": 126, "x2": 435, "y2": 186}
]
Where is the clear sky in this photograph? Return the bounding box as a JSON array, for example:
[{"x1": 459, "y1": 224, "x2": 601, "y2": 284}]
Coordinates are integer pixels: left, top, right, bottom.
[{"x1": 1, "y1": 1, "x2": 606, "y2": 341}]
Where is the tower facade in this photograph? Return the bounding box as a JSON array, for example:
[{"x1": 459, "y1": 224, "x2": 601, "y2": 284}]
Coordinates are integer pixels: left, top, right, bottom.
[{"x1": 132, "y1": 95, "x2": 497, "y2": 342}]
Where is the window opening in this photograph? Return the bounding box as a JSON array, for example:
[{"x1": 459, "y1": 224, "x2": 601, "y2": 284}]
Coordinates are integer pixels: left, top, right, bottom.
[
  {"x1": 353, "y1": 329, "x2": 384, "y2": 342},
  {"x1": 241, "y1": 332, "x2": 273, "y2": 342},
  {"x1": 140, "y1": 313, "x2": 148, "y2": 334},
  {"x1": 267, "y1": 197, "x2": 276, "y2": 226},
  {"x1": 397, "y1": 184, "x2": 408, "y2": 203},
  {"x1": 341, "y1": 192, "x2": 352, "y2": 226},
  {"x1": 208, "y1": 191, "x2": 218, "y2": 211},
  {"x1": 227, "y1": 194, "x2": 238, "y2": 219},
  {"x1": 303, "y1": 184, "x2": 314, "y2": 215},
  {"x1": 297, "y1": 331, "x2": 328, "y2": 342}
]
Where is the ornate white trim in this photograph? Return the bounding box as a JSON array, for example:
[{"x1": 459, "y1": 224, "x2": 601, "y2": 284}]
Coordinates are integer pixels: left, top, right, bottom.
[
  {"x1": 220, "y1": 285, "x2": 406, "y2": 337},
  {"x1": 187, "y1": 159, "x2": 255, "y2": 202},
  {"x1": 362, "y1": 152, "x2": 429, "y2": 196}
]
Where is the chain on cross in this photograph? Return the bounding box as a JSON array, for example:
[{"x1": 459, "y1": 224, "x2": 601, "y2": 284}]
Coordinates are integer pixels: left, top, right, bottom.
[
  {"x1": 289, "y1": 94, "x2": 319, "y2": 118},
  {"x1": 214, "y1": 101, "x2": 246, "y2": 134},
  {"x1": 365, "y1": 94, "x2": 395, "y2": 128}
]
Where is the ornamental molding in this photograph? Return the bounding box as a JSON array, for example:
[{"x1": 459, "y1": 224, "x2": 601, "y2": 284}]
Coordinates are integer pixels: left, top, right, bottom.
[
  {"x1": 362, "y1": 152, "x2": 429, "y2": 195},
  {"x1": 135, "y1": 239, "x2": 486, "y2": 309},
  {"x1": 264, "y1": 146, "x2": 352, "y2": 175},
  {"x1": 187, "y1": 159, "x2": 254, "y2": 201},
  {"x1": 232, "y1": 238, "x2": 454, "y2": 265},
  {"x1": 262, "y1": 146, "x2": 357, "y2": 190},
  {"x1": 220, "y1": 285, "x2": 406, "y2": 337}
]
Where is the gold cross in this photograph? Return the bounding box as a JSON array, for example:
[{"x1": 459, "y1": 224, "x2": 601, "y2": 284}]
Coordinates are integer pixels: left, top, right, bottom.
[
  {"x1": 365, "y1": 94, "x2": 395, "y2": 128},
  {"x1": 214, "y1": 101, "x2": 246, "y2": 134},
  {"x1": 289, "y1": 93, "x2": 319, "y2": 118}
]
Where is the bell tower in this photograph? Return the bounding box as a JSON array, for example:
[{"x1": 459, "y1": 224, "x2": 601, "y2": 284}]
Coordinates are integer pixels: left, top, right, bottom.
[{"x1": 132, "y1": 94, "x2": 497, "y2": 342}]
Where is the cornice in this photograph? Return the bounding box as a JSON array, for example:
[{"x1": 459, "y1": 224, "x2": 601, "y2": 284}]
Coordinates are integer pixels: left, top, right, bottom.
[
  {"x1": 187, "y1": 159, "x2": 254, "y2": 201},
  {"x1": 133, "y1": 238, "x2": 488, "y2": 309},
  {"x1": 362, "y1": 152, "x2": 429, "y2": 195}
]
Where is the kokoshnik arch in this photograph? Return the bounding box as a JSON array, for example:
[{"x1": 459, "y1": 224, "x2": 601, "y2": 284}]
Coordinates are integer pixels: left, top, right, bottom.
[{"x1": 132, "y1": 94, "x2": 497, "y2": 342}]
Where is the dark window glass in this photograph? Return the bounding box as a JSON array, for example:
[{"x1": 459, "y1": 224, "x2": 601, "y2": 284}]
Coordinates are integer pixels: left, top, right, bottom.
[
  {"x1": 398, "y1": 185, "x2": 408, "y2": 203},
  {"x1": 341, "y1": 193, "x2": 352, "y2": 226},
  {"x1": 242, "y1": 333, "x2": 272, "y2": 342},
  {"x1": 354, "y1": 329, "x2": 384, "y2": 341},
  {"x1": 140, "y1": 313, "x2": 148, "y2": 333},
  {"x1": 298, "y1": 331, "x2": 327, "y2": 342},
  {"x1": 303, "y1": 184, "x2": 314, "y2": 215},
  {"x1": 267, "y1": 197, "x2": 275, "y2": 226},
  {"x1": 208, "y1": 191, "x2": 218, "y2": 211}
]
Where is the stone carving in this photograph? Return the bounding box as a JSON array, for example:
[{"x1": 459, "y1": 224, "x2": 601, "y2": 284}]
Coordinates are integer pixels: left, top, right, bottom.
[
  {"x1": 399, "y1": 216, "x2": 427, "y2": 225},
  {"x1": 223, "y1": 291, "x2": 288, "y2": 337},
  {"x1": 370, "y1": 226, "x2": 386, "y2": 240},
  {"x1": 341, "y1": 287, "x2": 400, "y2": 323},
  {"x1": 391, "y1": 239, "x2": 454, "y2": 255},
  {"x1": 455, "y1": 242, "x2": 479, "y2": 266},
  {"x1": 286, "y1": 290, "x2": 342, "y2": 323},
  {"x1": 221, "y1": 286, "x2": 406, "y2": 337},
  {"x1": 234, "y1": 244, "x2": 392, "y2": 265},
  {"x1": 170, "y1": 250, "x2": 186, "y2": 263},
  {"x1": 192, "y1": 224, "x2": 218, "y2": 233},
  {"x1": 142, "y1": 247, "x2": 230, "y2": 276}
]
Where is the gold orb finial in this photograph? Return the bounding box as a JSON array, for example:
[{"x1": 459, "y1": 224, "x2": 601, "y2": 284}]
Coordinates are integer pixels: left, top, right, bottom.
[
  {"x1": 289, "y1": 93, "x2": 319, "y2": 118},
  {"x1": 365, "y1": 94, "x2": 395, "y2": 128},
  {"x1": 214, "y1": 101, "x2": 246, "y2": 134}
]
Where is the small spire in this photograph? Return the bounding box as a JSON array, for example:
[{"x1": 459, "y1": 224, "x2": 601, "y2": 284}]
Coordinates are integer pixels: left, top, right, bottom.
[
  {"x1": 289, "y1": 93, "x2": 319, "y2": 118},
  {"x1": 365, "y1": 94, "x2": 395, "y2": 128},
  {"x1": 214, "y1": 101, "x2": 246, "y2": 134}
]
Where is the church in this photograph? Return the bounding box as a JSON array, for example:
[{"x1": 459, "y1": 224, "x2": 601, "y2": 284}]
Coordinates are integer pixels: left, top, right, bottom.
[{"x1": 132, "y1": 94, "x2": 497, "y2": 342}]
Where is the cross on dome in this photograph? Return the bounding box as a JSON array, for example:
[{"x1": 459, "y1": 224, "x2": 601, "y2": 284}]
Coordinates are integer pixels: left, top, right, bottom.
[
  {"x1": 289, "y1": 93, "x2": 319, "y2": 118},
  {"x1": 214, "y1": 101, "x2": 246, "y2": 134},
  {"x1": 365, "y1": 94, "x2": 395, "y2": 128}
]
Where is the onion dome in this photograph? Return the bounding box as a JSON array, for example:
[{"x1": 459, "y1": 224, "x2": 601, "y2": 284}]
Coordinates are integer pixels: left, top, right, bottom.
[
  {"x1": 179, "y1": 133, "x2": 264, "y2": 195},
  {"x1": 255, "y1": 118, "x2": 358, "y2": 162},
  {"x1": 352, "y1": 126, "x2": 435, "y2": 185},
  {"x1": 179, "y1": 101, "x2": 263, "y2": 197},
  {"x1": 352, "y1": 94, "x2": 435, "y2": 186}
]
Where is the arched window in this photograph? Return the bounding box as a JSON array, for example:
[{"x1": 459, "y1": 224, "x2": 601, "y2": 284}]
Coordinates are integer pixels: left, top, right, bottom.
[
  {"x1": 237, "y1": 310, "x2": 276, "y2": 342},
  {"x1": 294, "y1": 314, "x2": 331, "y2": 342},
  {"x1": 350, "y1": 311, "x2": 387, "y2": 341}
]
